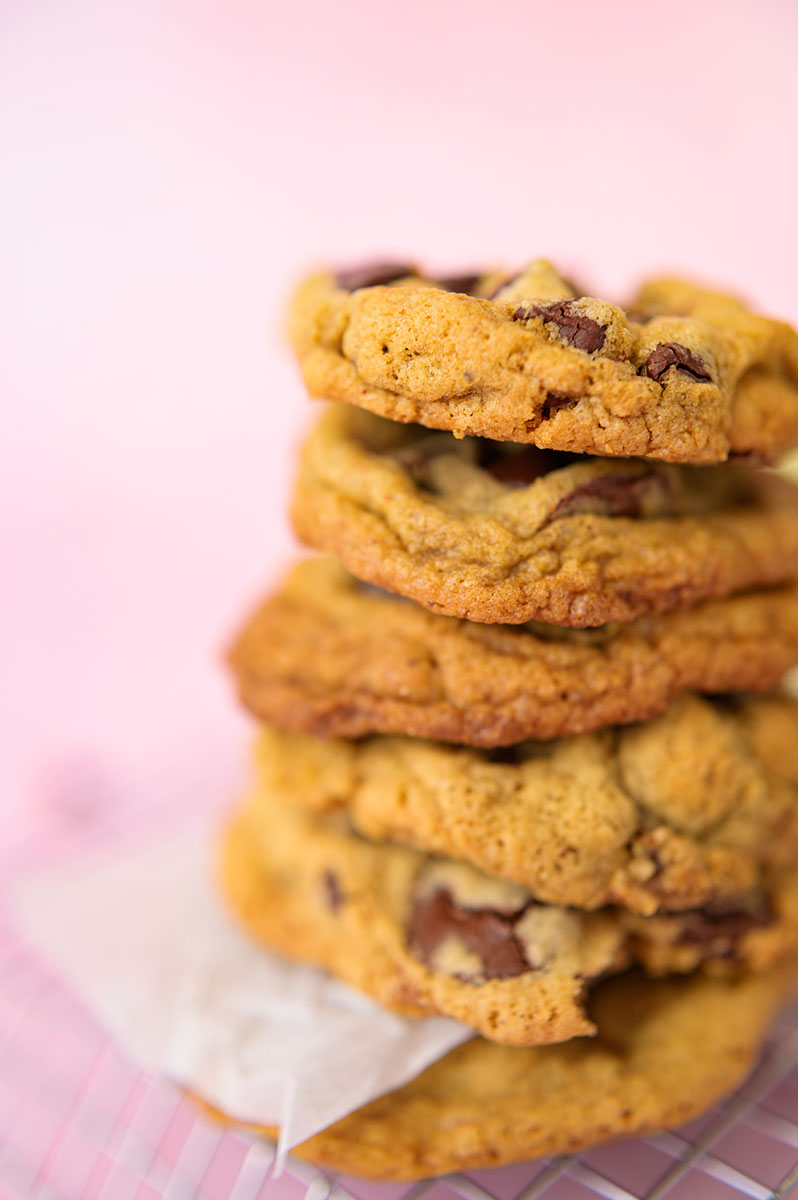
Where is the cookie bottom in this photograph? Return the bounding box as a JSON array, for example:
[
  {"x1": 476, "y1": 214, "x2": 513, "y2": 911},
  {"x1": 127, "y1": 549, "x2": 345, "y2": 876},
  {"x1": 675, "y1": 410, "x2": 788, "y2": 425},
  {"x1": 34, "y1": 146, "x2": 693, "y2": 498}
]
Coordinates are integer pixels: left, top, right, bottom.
[{"x1": 195, "y1": 961, "x2": 795, "y2": 1180}]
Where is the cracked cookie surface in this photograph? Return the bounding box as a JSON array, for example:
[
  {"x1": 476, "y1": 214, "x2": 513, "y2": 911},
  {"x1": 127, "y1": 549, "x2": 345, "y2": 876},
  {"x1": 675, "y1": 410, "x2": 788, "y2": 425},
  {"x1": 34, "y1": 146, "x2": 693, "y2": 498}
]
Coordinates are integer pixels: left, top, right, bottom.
[
  {"x1": 291, "y1": 405, "x2": 798, "y2": 625},
  {"x1": 253, "y1": 693, "x2": 798, "y2": 915},
  {"x1": 199, "y1": 962, "x2": 796, "y2": 1179},
  {"x1": 220, "y1": 784, "x2": 798, "y2": 1047},
  {"x1": 288, "y1": 259, "x2": 798, "y2": 463},
  {"x1": 229, "y1": 557, "x2": 798, "y2": 745}
]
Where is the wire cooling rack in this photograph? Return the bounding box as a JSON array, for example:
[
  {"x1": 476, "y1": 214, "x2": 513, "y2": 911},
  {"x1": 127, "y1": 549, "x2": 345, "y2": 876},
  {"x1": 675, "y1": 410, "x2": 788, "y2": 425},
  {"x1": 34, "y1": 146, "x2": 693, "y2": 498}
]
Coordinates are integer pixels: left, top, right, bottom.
[
  {"x1": 2, "y1": 914, "x2": 797, "y2": 1199},
  {"x1": 1, "y1": 762, "x2": 797, "y2": 1200}
]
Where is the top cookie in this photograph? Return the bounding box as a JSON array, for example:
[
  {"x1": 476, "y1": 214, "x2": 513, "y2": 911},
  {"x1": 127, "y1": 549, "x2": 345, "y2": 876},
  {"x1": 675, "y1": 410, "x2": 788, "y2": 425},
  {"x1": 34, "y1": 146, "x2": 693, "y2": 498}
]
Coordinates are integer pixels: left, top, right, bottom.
[{"x1": 289, "y1": 260, "x2": 798, "y2": 463}]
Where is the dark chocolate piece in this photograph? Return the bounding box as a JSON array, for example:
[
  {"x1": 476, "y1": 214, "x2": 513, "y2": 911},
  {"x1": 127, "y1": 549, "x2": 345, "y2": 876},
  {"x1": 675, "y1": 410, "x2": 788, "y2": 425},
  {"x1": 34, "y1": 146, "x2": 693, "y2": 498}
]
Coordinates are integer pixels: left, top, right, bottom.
[
  {"x1": 547, "y1": 473, "x2": 659, "y2": 522},
  {"x1": 514, "y1": 301, "x2": 606, "y2": 353},
  {"x1": 541, "y1": 390, "x2": 579, "y2": 420},
  {"x1": 679, "y1": 901, "x2": 772, "y2": 956},
  {"x1": 645, "y1": 343, "x2": 713, "y2": 384},
  {"x1": 408, "y1": 887, "x2": 532, "y2": 980}
]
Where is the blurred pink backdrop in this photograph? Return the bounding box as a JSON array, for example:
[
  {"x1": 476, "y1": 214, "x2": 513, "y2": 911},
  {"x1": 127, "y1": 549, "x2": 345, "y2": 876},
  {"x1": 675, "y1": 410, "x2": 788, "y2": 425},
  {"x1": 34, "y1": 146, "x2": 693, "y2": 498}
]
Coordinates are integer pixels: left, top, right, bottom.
[{"x1": 3, "y1": 0, "x2": 798, "y2": 839}]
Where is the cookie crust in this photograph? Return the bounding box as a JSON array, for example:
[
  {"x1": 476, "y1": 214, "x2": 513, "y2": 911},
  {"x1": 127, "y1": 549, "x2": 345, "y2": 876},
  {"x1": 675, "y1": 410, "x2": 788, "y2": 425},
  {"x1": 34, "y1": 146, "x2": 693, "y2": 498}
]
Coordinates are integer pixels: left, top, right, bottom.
[
  {"x1": 211, "y1": 964, "x2": 795, "y2": 1179},
  {"x1": 230, "y1": 557, "x2": 798, "y2": 745},
  {"x1": 288, "y1": 260, "x2": 798, "y2": 464},
  {"x1": 254, "y1": 694, "x2": 798, "y2": 915},
  {"x1": 291, "y1": 406, "x2": 798, "y2": 625}
]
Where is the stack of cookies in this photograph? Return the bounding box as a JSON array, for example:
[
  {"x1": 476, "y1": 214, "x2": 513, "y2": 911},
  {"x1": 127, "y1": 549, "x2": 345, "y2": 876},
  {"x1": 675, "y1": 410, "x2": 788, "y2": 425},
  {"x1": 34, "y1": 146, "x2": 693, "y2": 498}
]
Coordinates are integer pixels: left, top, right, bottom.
[{"x1": 221, "y1": 261, "x2": 798, "y2": 1179}]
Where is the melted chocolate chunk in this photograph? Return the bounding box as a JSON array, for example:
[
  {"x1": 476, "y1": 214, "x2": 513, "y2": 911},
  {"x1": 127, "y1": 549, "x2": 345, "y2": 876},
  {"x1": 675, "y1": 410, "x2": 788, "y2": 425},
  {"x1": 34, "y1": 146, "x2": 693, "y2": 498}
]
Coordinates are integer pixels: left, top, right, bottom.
[
  {"x1": 644, "y1": 343, "x2": 713, "y2": 384},
  {"x1": 514, "y1": 301, "x2": 606, "y2": 353},
  {"x1": 408, "y1": 887, "x2": 532, "y2": 980},
  {"x1": 322, "y1": 869, "x2": 344, "y2": 913},
  {"x1": 481, "y1": 445, "x2": 578, "y2": 487},
  {"x1": 541, "y1": 390, "x2": 579, "y2": 420},
  {"x1": 547, "y1": 473, "x2": 660, "y2": 522},
  {"x1": 679, "y1": 900, "x2": 772, "y2": 955},
  {"x1": 436, "y1": 273, "x2": 481, "y2": 295},
  {"x1": 334, "y1": 262, "x2": 415, "y2": 291}
]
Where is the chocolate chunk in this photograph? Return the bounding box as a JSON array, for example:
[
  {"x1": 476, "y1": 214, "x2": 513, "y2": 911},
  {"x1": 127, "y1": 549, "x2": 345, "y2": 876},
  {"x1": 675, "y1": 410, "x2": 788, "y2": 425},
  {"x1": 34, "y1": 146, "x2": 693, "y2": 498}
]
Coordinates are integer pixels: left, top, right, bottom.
[
  {"x1": 547, "y1": 473, "x2": 661, "y2": 522},
  {"x1": 334, "y1": 262, "x2": 415, "y2": 291},
  {"x1": 436, "y1": 273, "x2": 481, "y2": 295},
  {"x1": 322, "y1": 868, "x2": 344, "y2": 912},
  {"x1": 541, "y1": 390, "x2": 579, "y2": 420},
  {"x1": 481, "y1": 445, "x2": 578, "y2": 487},
  {"x1": 679, "y1": 900, "x2": 772, "y2": 955},
  {"x1": 514, "y1": 301, "x2": 606, "y2": 353},
  {"x1": 644, "y1": 343, "x2": 713, "y2": 384},
  {"x1": 408, "y1": 887, "x2": 531, "y2": 980}
]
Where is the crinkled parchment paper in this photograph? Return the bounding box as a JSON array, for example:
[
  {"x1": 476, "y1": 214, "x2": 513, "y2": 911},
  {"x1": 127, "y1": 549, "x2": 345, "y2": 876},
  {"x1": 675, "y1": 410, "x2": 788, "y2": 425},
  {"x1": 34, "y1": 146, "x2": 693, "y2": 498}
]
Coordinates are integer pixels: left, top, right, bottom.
[{"x1": 11, "y1": 824, "x2": 471, "y2": 1170}]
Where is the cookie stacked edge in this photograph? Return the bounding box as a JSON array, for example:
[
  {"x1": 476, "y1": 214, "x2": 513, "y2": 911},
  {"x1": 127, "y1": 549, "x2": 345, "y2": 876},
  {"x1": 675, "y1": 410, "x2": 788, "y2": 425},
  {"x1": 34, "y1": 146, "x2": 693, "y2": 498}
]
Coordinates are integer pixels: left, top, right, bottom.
[{"x1": 215, "y1": 259, "x2": 798, "y2": 1179}]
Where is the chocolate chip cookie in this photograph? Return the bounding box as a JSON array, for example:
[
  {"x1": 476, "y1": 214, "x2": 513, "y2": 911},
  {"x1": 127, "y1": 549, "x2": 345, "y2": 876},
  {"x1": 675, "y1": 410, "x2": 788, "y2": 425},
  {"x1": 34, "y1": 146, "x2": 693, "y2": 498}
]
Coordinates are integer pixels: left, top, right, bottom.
[
  {"x1": 221, "y1": 786, "x2": 798, "y2": 1047},
  {"x1": 230, "y1": 557, "x2": 798, "y2": 745},
  {"x1": 252, "y1": 693, "x2": 798, "y2": 915},
  {"x1": 212, "y1": 962, "x2": 796, "y2": 1179},
  {"x1": 288, "y1": 259, "x2": 798, "y2": 463},
  {"x1": 291, "y1": 405, "x2": 798, "y2": 625}
]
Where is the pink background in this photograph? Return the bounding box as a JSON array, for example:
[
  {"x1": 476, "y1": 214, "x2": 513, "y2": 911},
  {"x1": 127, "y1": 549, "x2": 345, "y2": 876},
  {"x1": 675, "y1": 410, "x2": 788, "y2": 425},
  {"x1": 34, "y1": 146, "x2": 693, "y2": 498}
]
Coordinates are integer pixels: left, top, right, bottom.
[{"x1": 3, "y1": 0, "x2": 798, "y2": 836}]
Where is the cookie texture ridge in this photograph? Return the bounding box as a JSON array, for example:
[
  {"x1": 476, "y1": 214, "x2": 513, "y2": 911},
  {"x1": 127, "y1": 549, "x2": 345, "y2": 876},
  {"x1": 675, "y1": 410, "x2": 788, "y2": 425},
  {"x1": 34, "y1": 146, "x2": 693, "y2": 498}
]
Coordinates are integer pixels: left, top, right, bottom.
[
  {"x1": 291, "y1": 406, "x2": 798, "y2": 625},
  {"x1": 221, "y1": 789, "x2": 798, "y2": 1047},
  {"x1": 253, "y1": 693, "x2": 798, "y2": 915},
  {"x1": 196, "y1": 963, "x2": 797, "y2": 1179},
  {"x1": 229, "y1": 557, "x2": 798, "y2": 745},
  {"x1": 288, "y1": 259, "x2": 798, "y2": 463}
]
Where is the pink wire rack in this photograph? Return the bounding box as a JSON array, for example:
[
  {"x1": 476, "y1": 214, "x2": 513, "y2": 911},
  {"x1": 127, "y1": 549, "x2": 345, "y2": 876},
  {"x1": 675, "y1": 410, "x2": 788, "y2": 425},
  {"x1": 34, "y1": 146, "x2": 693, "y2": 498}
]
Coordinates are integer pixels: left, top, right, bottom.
[{"x1": 1, "y1": 761, "x2": 797, "y2": 1200}]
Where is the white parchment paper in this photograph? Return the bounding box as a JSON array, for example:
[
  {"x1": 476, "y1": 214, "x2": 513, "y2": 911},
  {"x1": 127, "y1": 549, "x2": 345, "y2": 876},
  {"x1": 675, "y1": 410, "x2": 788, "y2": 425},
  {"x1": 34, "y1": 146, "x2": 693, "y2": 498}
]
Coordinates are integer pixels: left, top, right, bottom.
[{"x1": 10, "y1": 824, "x2": 471, "y2": 1170}]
